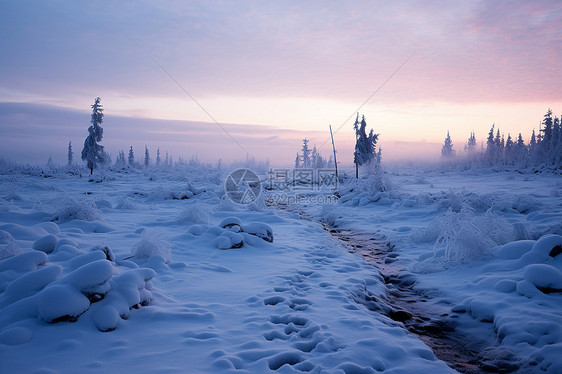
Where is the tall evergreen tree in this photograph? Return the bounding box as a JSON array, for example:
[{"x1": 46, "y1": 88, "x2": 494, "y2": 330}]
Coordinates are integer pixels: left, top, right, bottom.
[
  {"x1": 294, "y1": 153, "x2": 300, "y2": 169},
  {"x1": 156, "y1": 148, "x2": 161, "y2": 167},
  {"x1": 301, "y1": 138, "x2": 311, "y2": 168},
  {"x1": 128, "y1": 146, "x2": 135, "y2": 166},
  {"x1": 541, "y1": 109, "x2": 554, "y2": 147},
  {"x1": 311, "y1": 146, "x2": 318, "y2": 169},
  {"x1": 81, "y1": 97, "x2": 107, "y2": 175},
  {"x1": 528, "y1": 130, "x2": 538, "y2": 165},
  {"x1": 353, "y1": 115, "x2": 377, "y2": 177},
  {"x1": 515, "y1": 133, "x2": 527, "y2": 165},
  {"x1": 67, "y1": 141, "x2": 74, "y2": 166},
  {"x1": 115, "y1": 150, "x2": 126, "y2": 169},
  {"x1": 550, "y1": 117, "x2": 560, "y2": 166},
  {"x1": 441, "y1": 131, "x2": 455, "y2": 158},
  {"x1": 485, "y1": 124, "x2": 496, "y2": 163},
  {"x1": 504, "y1": 134, "x2": 515, "y2": 164},
  {"x1": 144, "y1": 145, "x2": 150, "y2": 167},
  {"x1": 465, "y1": 131, "x2": 477, "y2": 153}
]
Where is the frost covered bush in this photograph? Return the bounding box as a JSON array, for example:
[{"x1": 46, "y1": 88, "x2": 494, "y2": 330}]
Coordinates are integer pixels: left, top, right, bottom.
[
  {"x1": 0, "y1": 241, "x2": 21, "y2": 260},
  {"x1": 116, "y1": 197, "x2": 136, "y2": 210},
  {"x1": 131, "y1": 229, "x2": 172, "y2": 262},
  {"x1": 415, "y1": 209, "x2": 516, "y2": 265},
  {"x1": 51, "y1": 198, "x2": 103, "y2": 222},
  {"x1": 176, "y1": 202, "x2": 212, "y2": 224},
  {"x1": 436, "y1": 189, "x2": 470, "y2": 213}
]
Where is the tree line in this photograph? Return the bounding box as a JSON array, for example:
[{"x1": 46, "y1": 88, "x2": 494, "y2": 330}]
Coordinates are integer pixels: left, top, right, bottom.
[{"x1": 441, "y1": 109, "x2": 562, "y2": 169}]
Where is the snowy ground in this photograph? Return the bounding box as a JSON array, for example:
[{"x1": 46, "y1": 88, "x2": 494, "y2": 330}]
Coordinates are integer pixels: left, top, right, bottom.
[{"x1": 0, "y1": 167, "x2": 561, "y2": 373}]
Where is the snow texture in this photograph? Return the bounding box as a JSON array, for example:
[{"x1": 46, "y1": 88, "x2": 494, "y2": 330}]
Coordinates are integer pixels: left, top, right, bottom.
[{"x1": 0, "y1": 166, "x2": 560, "y2": 373}]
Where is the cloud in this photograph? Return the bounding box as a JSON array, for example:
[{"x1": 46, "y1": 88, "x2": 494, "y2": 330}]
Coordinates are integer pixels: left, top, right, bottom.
[{"x1": 2, "y1": 1, "x2": 561, "y2": 108}]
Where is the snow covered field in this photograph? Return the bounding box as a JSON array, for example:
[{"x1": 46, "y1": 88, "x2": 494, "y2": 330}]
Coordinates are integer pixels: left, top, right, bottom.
[{"x1": 0, "y1": 166, "x2": 561, "y2": 373}]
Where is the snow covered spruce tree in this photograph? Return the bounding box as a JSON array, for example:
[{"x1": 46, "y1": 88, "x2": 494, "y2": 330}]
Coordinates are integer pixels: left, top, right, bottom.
[
  {"x1": 156, "y1": 147, "x2": 161, "y2": 167},
  {"x1": 81, "y1": 97, "x2": 107, "y2": 175},
  {"x1": 464, "y1": 131, "x2": 477, "y2": 153},
  {"x1": 353, "y1": 114, "x2": 378, "y2": 178},
  {"x1": 485, "y1": 124, "x2": 498, "y2": 164},
  {"x1": 144, "y1": 146, "x2": 150, "y2": 167},
  {"x1": 301, "y1": 138, "x2": 311, "y2": 168},
  {"x1": 441, "y1": 131, "x2": 455, "y2": 159},
  {"x1": 67, "y1": 141, "x2": 73, "y2": 166},
  {"x1": 128, "y1": 146, "x2": 135, "y2": 167}
]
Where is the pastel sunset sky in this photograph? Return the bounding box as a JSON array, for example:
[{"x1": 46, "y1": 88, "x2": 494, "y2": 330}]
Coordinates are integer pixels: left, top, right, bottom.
[{"x1": 1, "y1": 1, "x2": 561, "y2": 165}]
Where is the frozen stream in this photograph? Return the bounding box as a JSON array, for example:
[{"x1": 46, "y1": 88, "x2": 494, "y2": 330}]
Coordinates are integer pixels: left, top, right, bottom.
[{"x1": 325, "y1": 226, "x2": 520, "y2": 374}]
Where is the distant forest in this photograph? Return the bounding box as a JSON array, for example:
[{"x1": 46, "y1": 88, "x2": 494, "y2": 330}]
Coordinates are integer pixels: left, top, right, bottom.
[{"x1": 441, "y1": 109, "x2": 562, "y2": 170}]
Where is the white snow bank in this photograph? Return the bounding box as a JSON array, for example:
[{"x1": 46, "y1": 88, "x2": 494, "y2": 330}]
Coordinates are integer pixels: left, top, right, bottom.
[{"x1": 37, "y1": 284, "x2": 91, "y2": 323}]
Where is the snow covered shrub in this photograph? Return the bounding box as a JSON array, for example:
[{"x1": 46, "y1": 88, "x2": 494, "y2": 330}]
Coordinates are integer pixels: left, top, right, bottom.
[
  {"x1": 51, "y1": 197, "x2": 103, "y2": 222},
  {"x1": 131, "y1": 229, "x2": 171, "y2": 262},
  {"x1": 176, "y1": 202, "x2": 212, "y2": 224},
  {"x1": 416, "y1": 209, "x2": 516, "y2": 265},
  {"x1": 0, "y1": 241, "x2": 21, "y2": 260},
  {"x1": 215, "y1": 196, "x2": 240, "y2": 212},
  {"x1": 116, "y1": 197, "x2": 136, "y2": 210},
  {"x1": 432, "y1": 212, "x2": 495, "y2": 262},
  {"x1": 320, "y1": 204, "x2": 338, "y2": 227},
  {"x1": 436, "y1": 189, "x2": 471, "y2": 213}
]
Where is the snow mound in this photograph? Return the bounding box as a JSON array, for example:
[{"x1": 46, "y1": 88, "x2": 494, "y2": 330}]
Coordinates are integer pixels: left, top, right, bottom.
[
  {"x1": 32, "y1": 234, "x2": 58, "y2": 253},
  {"x1": 0, "y1": 251, "x2": 47, "y2": 272},
  {"x1": 219, "y1": 217, "x2": 242, "y2": 230},
  {"x1": 61, "y1": 259, "x2": 114, "y2": 301},
  {"x1": 523, "y1": 264, "x2": 562, "y2": 294},
  {"x1": 147, "y1": 183, "x2": 197, "y2": 201},
  {"x1": 241, "y1": 222, "x2": 274, "y2": 243},
  {"x1": 110, "y1": 268, "x2": 155, "y2": 310},
  {"x1": 0, "y1": 264, "x2": 62, "y2": 307},
  {"x1": 215, "y1": 231, "x2": 244, "y2": 249},
  {"x1": 495, "y1": 240, "x2": 534, "y2": 259},
  {"x1": 519, "y1": 234, "x2": 562, "y2": 265},
  {"x1": 93, "y1": 305, "x2": 120, "y2": 332},
  {"x1": 37, "y1": 284, "x2": 90, "y2": 323},
  {"x1": 209, "y1": 220, "x2": 274, "y2": 249}
]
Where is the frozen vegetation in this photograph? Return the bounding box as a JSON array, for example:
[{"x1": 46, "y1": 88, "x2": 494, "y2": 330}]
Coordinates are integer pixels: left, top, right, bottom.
[{"x1": 0, "y1": 160, "x2": 560, "y2": 373}]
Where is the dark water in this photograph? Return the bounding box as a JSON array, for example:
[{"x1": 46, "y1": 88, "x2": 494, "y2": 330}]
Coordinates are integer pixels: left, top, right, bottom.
[{"x1": 327, "y1": 227, "x2": 507, "y2": 374}]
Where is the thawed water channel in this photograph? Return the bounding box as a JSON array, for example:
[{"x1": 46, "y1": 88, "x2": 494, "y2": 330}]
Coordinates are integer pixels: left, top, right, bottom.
[{"x1": 325, "y1": 226, "x2": 510, "y2": 374}]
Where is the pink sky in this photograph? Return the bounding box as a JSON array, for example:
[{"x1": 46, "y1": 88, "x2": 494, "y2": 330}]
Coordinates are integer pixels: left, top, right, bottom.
[{"x1": 1, "y1": 1, "x2": 561, "y2": 165}]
